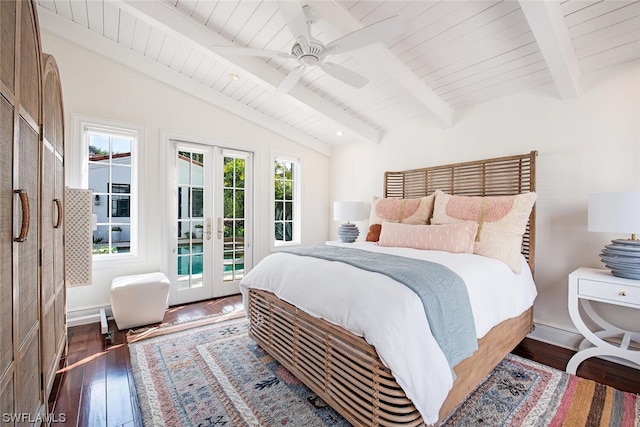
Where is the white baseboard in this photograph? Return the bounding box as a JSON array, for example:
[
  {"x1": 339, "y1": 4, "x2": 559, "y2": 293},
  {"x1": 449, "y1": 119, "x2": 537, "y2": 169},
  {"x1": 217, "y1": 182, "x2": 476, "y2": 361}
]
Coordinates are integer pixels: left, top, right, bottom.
[
  {"x1": 529, "y1": 321, "x2": 583, "y2": 351},
  {"x1": 529, "y1": 320, "x2": 640, "y2": 371},
  {"x1": 67, "y1": 305, "x2": 112, "y2": 328}
]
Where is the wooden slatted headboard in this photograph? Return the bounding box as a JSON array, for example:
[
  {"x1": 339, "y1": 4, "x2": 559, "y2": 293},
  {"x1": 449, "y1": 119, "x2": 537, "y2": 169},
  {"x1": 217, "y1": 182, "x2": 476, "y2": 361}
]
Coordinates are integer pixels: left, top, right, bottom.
[{"x1": 384, "y1": 150, "x2": 538, "y2": 274}]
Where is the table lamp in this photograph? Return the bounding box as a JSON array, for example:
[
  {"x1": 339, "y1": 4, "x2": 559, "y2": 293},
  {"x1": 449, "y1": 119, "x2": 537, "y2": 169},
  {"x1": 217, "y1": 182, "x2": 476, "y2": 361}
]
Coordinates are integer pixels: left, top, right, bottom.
[
  {"x1": 588, "y1": 191, "x2": 640, "y2": 279},
  {"x1": 334, "y1": 201, "x2": 365, "y2": 243}
]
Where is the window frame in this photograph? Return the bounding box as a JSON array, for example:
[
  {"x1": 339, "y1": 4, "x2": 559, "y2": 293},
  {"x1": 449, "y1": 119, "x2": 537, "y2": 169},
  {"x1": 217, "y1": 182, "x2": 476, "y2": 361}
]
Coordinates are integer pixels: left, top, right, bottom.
[
  {"x1": 272, "y1": 152, "x2": 302, "y2": 248},
  {"x1": 76, "y1": 115, "x2": 143, "y2": 262}
]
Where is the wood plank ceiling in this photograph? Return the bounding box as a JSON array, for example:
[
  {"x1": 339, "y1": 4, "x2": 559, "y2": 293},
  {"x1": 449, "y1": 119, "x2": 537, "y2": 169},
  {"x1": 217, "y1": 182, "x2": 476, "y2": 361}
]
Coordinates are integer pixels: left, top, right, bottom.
[{"x1": 37, "y1": 0, "x2": 640, "y2": 155}]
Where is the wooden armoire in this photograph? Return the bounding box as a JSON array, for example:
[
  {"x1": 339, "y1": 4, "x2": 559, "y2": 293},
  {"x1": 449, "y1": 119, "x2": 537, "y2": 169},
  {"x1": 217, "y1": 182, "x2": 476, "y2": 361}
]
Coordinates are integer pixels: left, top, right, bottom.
[{"x1": 1, "y1": 0, "x2": 66, "y2": 421}]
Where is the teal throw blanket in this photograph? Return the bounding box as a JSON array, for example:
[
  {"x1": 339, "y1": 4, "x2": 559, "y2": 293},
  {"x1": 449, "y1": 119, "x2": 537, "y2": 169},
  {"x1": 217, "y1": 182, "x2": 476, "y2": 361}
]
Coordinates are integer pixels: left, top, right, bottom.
[{"x1": 286, "y1": 245, "x2": 478, "y2": 369}]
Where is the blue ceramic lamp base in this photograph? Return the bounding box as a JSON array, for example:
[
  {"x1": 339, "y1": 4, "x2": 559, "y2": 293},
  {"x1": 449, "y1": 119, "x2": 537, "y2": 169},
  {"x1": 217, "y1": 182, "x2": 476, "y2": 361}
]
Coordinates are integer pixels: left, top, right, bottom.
[
  {"x1": 600, "y1": 238, "x2": 640, "y2": 280},
  {"x1": 337, "y1": 223, "x2": 359, "y2": 243}
]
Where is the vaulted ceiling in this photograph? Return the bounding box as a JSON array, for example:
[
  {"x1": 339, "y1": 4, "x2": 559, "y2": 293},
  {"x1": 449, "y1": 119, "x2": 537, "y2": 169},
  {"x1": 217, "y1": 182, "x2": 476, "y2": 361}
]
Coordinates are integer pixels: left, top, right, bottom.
[{"x1": 37, "y1": 0, "x2": 640, "y2": 155}]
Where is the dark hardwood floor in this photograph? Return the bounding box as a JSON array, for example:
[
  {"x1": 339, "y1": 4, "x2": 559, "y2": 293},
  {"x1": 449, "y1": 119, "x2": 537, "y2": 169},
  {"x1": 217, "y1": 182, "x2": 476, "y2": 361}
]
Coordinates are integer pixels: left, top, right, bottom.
[{"x1": 49, "y1": 295, "x2": 639, "y2": 426}]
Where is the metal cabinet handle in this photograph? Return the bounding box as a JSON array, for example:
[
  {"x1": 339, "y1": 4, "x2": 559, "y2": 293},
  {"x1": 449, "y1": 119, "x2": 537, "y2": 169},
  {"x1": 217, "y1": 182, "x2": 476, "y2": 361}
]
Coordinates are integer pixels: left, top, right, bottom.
[
  {"x1": 54, "y1": 198, "x2": 63, "y2": 229},
  {"x1": 14, "y1": 190, "x2": 30, "y2": 242},
  {"x1": 619, "y1": 291, "x2": 627, "y2": 297}
]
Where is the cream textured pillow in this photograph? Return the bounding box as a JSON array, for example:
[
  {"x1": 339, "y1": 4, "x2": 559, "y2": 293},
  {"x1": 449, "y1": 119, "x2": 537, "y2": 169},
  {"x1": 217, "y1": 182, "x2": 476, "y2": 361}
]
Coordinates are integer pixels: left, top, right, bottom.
[
  {"x1": 378, "y1": 221, "x2": 478, "y2": 253},
  {"x1": 431, "y1": 190, "x2": 537, "y2": 273},
  {"x1": 366, "y1": 195, "x2": 435, "y2": 242}
]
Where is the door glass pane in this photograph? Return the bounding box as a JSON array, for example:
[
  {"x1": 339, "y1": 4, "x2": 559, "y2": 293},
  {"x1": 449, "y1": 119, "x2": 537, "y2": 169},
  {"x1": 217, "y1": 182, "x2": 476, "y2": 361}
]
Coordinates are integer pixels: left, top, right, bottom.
[
  {"x1": 223, "y1": 156, "x2": 245, "y2": 282},
  {"x1": 177, "y1": 149, "x2": 205, "y2": 290},
  {"x1": 192, "y1": 153, "x2": 204, "y2": 186},
  {"x1": 192, "y1": 188, "x2": 203, "y2": 218},
  {"x1": 193, "y1": 220, "x2": 203, "y2": 240},
  {"x1": 224, "y1": 188, "x2": 233, "y2": 217},
  {"x1": 178, "y1": 151, "x2": 190, "y2": 185},
  {"x1": 235, "y1": 190, "x2": 244, "y2": 217},
  {"x1": 177, "y1": 187, "x2": 189, "y2": 219}
]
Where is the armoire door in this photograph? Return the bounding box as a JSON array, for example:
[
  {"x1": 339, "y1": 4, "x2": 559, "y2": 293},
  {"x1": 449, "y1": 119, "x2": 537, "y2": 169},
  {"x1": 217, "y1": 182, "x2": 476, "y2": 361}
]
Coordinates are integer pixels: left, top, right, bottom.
[
  {"x1": 15, "y1": 0, "x2": 44, "y2": 419},
  {"x1": 0, "y1": 76, "x2": 15, "y2": 419},
  {"x1": 0, "y1": 1, "x2": 16, "y2": 414},
  {"x1": 0, "y1": 0, "x2": 46, "y2": 422},
  {"x1": 0, "y1": 0, "x2": 16, "y2": 413},
  {"x1": 40, "y1": 53, "x2": 66, "y2": 401}
]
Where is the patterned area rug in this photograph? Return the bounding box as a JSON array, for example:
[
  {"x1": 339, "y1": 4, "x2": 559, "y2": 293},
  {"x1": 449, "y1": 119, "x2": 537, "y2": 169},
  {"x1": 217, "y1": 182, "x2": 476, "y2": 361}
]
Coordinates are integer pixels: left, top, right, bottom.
[{"x1": 129, "y1": 318, "x2": 639, "y2": 426}]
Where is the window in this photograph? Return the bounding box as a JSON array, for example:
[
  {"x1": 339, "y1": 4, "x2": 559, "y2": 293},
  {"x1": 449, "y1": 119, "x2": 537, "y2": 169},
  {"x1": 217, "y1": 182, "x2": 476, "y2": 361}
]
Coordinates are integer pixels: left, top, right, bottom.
[
  {"x1": 273, "y1": 155, "x2": 300, "y2": 246},
  {"x1": 81, "y1": 119, "x2": 140, "y2": 257}
]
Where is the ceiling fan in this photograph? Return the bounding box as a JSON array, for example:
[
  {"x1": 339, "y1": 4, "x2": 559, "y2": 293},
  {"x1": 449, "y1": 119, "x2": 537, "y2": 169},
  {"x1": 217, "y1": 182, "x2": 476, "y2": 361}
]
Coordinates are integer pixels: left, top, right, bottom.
[{"x1": 212, "y1": 1, "x2": 404, "y2": 94}]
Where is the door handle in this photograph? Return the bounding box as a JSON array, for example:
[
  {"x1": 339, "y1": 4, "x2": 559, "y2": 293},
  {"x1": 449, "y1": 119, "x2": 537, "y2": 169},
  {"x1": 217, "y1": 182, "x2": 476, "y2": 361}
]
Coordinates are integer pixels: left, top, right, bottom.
[
  {"x1": 54, "y1": 198, "x2": 63, "y2": 229},
  {"x1": 205, "y1": 218, "x2": 212, "y2": 240},
  {"x1": 14, "y1": 189, "x2": 30, "y2": 242},
  {"x1": 217, "y1": 218, "x2": 223, "y2": 240}
]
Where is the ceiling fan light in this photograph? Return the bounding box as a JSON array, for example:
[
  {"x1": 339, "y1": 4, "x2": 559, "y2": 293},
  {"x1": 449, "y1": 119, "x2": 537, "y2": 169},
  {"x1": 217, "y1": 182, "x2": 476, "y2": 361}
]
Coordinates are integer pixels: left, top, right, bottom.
[{"x1": 300, "y1": 55, "x2": 319, "y2": 65}]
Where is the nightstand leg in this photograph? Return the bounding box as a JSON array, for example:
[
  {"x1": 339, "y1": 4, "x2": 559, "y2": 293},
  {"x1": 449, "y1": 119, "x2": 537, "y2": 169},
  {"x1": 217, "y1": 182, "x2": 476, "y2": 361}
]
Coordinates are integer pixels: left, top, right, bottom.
[
  {"x1": 567, "y1": 347, "x2": 610, "y2": 374},
  {"x1": 567, "y1": 345, "x2": 640, "y2": 374}
]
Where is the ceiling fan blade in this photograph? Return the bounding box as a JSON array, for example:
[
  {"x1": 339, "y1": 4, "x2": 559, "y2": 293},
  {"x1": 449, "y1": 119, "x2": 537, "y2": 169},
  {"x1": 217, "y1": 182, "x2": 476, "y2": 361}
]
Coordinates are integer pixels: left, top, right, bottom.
[
  {"x1": 324, "y1": 15, "x2": 404, "y2": 55},
  {"x1": 277, "y1": 65, "x2": 306, "y2": 94},
  {"x1": 318, "y1": 62, "x2": 369, "y2": 88},
  {"x1": 277, "y1": 0, "x2": 310, "y2": 46},
  {"x1": 211, "y1": 46, "x2": 294, "y2": 59}
]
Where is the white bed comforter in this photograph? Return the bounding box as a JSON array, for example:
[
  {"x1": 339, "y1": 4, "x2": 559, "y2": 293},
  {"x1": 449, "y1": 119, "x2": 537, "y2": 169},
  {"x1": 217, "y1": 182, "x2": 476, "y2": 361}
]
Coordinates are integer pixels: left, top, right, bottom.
[{"x1": 239, "y1": 242, "x2": 537, "y2": 424}]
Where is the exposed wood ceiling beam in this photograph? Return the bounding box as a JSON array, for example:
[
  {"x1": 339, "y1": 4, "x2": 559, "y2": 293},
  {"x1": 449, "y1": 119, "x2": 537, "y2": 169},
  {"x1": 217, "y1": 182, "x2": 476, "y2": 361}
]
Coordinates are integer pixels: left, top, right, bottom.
[
  {"x1": 309, "y1": 0, "x2": 454, "y2": 128},
  {"x1": 519, "y1": 0, "x2": 581, "y2": 99},
  {"x1": 118, "y1": 0, "x2": 381, "y2": 145},
  {"x1": 37, "y1": 5, "x2": 333, "y2": 156}
]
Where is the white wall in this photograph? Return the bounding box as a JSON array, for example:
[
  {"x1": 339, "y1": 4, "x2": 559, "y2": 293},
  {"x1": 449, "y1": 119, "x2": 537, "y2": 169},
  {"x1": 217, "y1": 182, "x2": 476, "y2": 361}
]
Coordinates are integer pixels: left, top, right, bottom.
[
  {"x1": 41, "y1": 32, "x2": 331, "y2": 320},
  {"x1": 330, "y1": 60, "x2": 640, "y2": 340}
]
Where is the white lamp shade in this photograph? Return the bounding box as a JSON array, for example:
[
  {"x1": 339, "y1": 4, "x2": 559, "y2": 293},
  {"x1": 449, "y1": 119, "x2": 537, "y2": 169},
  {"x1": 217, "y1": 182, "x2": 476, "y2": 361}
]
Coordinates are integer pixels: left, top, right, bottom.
[
  {"x1": 334, "y1": 201, "x2": 364, "y2": 222},
  {"x1": 588, "y1": 191, "x2": 640, "y2": 234}
]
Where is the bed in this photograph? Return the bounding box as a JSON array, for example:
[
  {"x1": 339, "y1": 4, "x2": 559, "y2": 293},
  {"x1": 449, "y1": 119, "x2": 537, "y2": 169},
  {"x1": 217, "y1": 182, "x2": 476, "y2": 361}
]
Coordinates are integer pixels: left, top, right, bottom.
[{"x1": 240, "y1": 151, "x2": 538, "y2": 426}]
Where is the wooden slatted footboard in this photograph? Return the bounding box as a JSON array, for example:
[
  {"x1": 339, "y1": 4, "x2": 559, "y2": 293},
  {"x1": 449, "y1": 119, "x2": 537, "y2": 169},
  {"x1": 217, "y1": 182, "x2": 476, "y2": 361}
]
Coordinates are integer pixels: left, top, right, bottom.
[
  {"x1": 249, "y1": 288, "x2": 533, "y2": 426},
  {"x1": 249, "y1": 289, "x2": 422, "y2": 426}
]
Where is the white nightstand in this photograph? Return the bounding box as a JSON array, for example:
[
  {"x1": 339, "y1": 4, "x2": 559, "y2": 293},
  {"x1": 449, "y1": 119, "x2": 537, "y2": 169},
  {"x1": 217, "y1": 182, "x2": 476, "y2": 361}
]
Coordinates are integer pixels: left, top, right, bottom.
[{"x1": 566, "y1": 267, "x2": 640, "y2": 374}]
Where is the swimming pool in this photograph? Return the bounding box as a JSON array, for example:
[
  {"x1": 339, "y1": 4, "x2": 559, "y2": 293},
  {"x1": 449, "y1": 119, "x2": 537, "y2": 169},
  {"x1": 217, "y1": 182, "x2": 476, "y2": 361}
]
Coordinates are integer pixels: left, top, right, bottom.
[{"x1": 177, "y1": 243, "x2": 244, "y2": 275}]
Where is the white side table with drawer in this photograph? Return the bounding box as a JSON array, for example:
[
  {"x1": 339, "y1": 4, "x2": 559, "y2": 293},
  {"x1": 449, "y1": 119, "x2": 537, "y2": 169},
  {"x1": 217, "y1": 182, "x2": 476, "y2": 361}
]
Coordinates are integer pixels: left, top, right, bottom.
[{"x1": 566, "y1": 267, "x2": 640, "y2": 374}]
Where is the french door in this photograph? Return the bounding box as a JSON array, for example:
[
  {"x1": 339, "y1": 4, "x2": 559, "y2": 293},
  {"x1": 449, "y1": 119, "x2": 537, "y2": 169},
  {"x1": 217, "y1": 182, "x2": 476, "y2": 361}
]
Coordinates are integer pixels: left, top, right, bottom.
[{"x1": 168, "y1": 140, "x2": 252, "y2": 305}]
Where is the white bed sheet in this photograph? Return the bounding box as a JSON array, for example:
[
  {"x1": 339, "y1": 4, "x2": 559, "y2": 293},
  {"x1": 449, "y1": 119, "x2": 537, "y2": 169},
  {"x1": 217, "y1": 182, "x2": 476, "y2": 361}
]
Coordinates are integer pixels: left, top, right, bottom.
[{"x1": 239, "y1": 242, "x2": 537, "y2": 424}]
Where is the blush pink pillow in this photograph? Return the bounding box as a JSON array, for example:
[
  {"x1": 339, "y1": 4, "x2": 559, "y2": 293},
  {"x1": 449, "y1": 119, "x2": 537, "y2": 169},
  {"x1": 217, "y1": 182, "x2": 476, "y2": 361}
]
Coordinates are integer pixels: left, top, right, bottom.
[
  {"x1": 431, "y1": 190, "x2": 537, "y2": 273},
  {"x1": 377, "y1": 221, "x2": 478, "y2": 254},
  {"x1": 366, "y1": 195, "x2": 435, "y2": 242}
]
